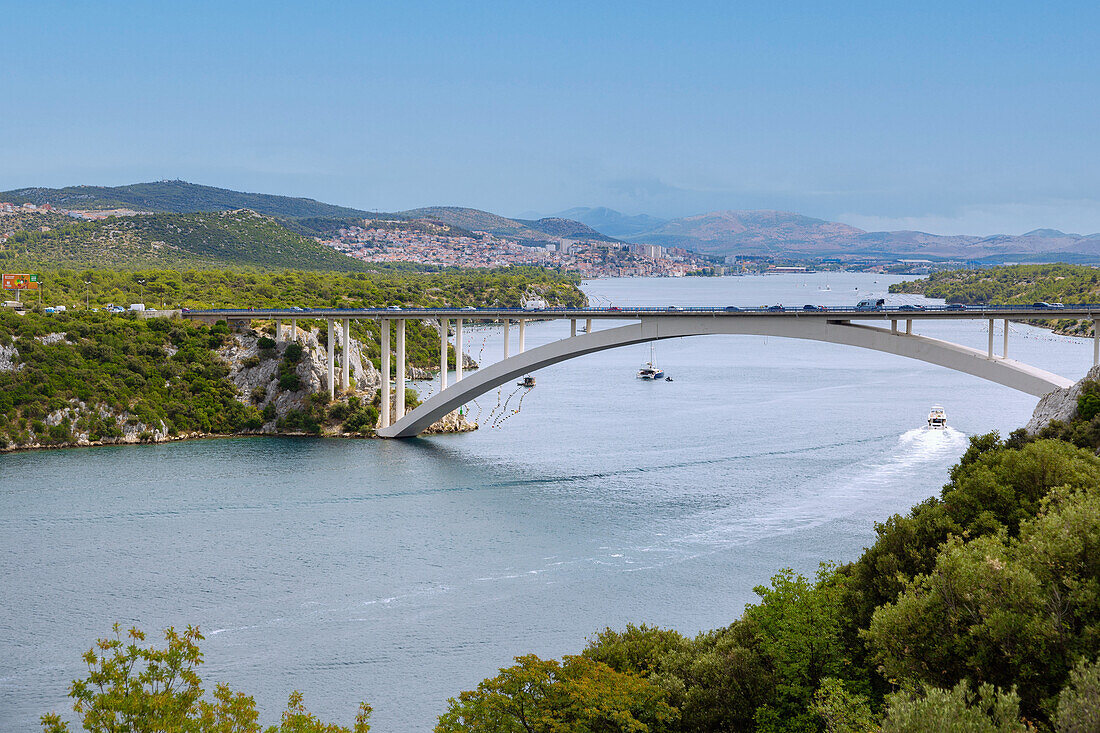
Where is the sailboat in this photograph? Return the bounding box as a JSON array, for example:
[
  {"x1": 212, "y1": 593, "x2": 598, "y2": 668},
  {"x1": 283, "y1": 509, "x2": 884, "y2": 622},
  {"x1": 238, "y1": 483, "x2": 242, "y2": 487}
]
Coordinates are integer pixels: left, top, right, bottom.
[{"x1": 637, "y1": 344, "x2": 665, "y2": 380}]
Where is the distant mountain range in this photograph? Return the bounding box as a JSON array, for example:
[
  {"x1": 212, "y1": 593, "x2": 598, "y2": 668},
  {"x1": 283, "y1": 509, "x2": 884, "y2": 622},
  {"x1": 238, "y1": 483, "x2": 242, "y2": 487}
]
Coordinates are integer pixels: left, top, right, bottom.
[
  {"x1": 558, "y1": 206, "x2": 1100, "y2": 262},
  {"x1": 6, "y1": 181, "x2": 1100, "y2": 263}
]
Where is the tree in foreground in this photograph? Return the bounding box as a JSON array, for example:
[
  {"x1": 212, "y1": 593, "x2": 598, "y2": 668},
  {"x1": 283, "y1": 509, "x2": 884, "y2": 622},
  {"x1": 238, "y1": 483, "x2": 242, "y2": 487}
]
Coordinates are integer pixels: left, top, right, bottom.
[
  {"x1": 435, "y1": 653, "x2": 676, "y2": 733},
  {"x1": 40, "y1": 624, "x2": 371, "y2": 733},
  {"x1": 879, "y1": 681, "x2": 1033, "y2": 732}
]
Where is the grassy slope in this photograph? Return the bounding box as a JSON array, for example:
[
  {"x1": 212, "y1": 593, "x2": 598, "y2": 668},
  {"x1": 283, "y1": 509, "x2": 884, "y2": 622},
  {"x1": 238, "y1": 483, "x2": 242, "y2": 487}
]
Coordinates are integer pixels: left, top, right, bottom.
[{"x1": 0, "y1": 210, "x2": 370, "y2": 272}]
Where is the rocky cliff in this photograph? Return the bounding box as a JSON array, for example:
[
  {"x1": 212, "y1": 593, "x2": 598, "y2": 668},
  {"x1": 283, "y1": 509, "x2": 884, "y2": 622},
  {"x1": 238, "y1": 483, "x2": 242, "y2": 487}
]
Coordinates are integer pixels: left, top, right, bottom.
[{"x1": 1025, "y1": 365, "x2": 1100, "y2": 434}]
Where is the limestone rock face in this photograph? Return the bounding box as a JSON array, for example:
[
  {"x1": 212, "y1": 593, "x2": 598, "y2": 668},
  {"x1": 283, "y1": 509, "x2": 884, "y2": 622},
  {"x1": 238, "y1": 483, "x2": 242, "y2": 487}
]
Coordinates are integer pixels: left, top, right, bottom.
[
  {"x1": 0, "y1": 343, "x2": 20, "y2": 372},
  {"x1": 220, "y1": 326, "x2": 383, "y2": 432},
  {"x1": 422, "y1": 410, "x2": 478, "y2": 435},
  {"x1": 1026, "y1": 364, "x2": 1100, "y2": 434}
]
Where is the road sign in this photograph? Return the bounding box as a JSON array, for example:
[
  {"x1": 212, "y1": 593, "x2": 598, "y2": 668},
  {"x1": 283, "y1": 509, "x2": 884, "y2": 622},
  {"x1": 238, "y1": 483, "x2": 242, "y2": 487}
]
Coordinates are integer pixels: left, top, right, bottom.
[{"x1": 2, "y1": 273, "x2": 39, "y2": 290}]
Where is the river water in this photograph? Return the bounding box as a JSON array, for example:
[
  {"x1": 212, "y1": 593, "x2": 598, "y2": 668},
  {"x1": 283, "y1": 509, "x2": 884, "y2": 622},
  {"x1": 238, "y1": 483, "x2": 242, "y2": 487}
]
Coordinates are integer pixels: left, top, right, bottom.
[{"x1": 1, "y1": 273, "x2": 1093, "y2": 731}]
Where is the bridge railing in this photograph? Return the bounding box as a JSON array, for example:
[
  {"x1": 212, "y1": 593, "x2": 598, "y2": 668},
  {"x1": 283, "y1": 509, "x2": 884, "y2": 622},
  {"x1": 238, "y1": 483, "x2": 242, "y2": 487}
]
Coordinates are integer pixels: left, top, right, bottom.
[{"x1": 183, "y1": 304, "x2": 1100, "y2": 316}]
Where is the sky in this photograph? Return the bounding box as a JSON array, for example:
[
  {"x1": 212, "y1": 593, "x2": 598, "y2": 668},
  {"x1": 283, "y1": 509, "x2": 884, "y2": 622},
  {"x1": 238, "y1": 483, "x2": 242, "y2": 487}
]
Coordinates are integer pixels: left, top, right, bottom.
[{"x1": 2, "y1": 0, "x2": 1099, "y2": 235}]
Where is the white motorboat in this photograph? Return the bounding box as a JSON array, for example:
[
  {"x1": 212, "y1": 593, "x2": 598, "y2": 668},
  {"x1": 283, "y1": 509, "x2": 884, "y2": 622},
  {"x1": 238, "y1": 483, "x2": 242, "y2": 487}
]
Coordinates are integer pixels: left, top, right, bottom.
[{"x1": 927, "y1": 405, "x2": 947, "y2": 429}]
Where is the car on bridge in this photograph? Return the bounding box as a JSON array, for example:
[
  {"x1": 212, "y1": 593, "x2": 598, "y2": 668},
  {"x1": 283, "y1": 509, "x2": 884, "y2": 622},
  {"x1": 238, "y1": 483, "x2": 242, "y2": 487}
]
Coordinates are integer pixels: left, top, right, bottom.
[
  {"x1": 766, "y1": 304, "x2": 784, "y2": 312},
  {"x1": 802, "y1": 304, "x2": 827, "y2": 311},
  {"x1": 724, "y1": 305, "x2": 741, "y2": 312}
]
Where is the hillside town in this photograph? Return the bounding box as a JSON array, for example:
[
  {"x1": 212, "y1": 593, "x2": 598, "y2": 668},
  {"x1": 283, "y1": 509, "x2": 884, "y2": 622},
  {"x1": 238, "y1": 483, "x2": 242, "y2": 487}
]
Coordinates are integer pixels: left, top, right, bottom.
[{"x1": 322, "y1": 219, "x2": 718, "y2": 276}]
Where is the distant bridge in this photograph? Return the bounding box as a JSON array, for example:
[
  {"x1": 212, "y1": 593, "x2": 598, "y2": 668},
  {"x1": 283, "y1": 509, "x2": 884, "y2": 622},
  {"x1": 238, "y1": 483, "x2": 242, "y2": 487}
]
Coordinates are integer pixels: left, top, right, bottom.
[{"x1": 183, "y1": 304, "x2": 1096, "y2": 438}]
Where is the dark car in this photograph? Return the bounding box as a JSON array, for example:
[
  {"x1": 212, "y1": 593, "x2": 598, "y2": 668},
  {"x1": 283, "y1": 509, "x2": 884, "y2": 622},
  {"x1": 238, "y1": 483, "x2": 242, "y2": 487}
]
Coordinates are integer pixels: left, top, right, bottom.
[
  {"x1": 766, "y1": 305, "x2": 784, "y2": 312},
  {"x1": 897, "y1": 304, "x2": 923, "y2": 311},
  {"x1": 724, "y1": 305, "x2": 741, "y2": 312},
  {"x1": 802, "y1": 304, "x2": 826, "y2": 311},
  {"x1": 609, "y1": 306, "x2": 621, "y2": 311},
  {"x1": 946, "y1": 303, "x2": 966, "y2": 310},
  {"x1": 1032, "y1": 301, "x2": 1052, "y2": 308}
]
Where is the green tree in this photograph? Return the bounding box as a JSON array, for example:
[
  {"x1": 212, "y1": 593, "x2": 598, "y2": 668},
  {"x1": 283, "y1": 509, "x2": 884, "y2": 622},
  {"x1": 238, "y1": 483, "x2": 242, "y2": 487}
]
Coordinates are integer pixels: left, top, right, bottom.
[
  {"x1": 435, "y1": 654, "x2": 676, "y2": 733},
  {"x1": 1055, "y1": 657, "x2": 1100, "y2": 733},
  {"x1": 811, "y1": 678, "x2": 874, "y2": 733},
  {"x1": 39, "y1": 624, "x2": 371, "y2": 733},
  {"x1": 747, "y1": 564, "x2": 852, "y2": 731},
  {"x1": 880, "y1": 681, "x2": 1031, "y2": 733}
]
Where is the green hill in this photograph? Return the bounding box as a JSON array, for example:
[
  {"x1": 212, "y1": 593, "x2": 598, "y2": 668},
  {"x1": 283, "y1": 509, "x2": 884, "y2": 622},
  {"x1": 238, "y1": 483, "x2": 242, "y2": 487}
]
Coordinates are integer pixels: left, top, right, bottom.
[
  {"x1": 1, "y1": 180, "x2": 374, "y2": 219},
  {"x1": 0, "y1": 209, "x2": 369, "y2": 272}
]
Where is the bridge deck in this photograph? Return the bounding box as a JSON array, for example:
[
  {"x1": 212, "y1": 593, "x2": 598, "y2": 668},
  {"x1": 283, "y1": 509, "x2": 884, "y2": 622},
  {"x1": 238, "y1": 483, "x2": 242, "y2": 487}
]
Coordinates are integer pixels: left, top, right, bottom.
[{"x1": 183, "y1": 305, "x2": 1100, "y2": 320}]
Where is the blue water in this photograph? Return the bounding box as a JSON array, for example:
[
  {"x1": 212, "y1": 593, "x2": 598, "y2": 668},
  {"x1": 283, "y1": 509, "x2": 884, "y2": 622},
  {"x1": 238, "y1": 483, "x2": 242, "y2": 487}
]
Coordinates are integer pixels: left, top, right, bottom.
[{"x1": 1, "y1": 274, "x2": 1093, "y2": 730}]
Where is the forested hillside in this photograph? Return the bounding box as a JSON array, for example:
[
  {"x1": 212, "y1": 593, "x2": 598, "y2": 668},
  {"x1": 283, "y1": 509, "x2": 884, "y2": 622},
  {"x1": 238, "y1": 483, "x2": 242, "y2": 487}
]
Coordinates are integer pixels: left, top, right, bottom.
[
  {"x1": 2, "y1": 180, "x2": 372, "y2": 219},
  {"x1": 890, "y1": 264, "x2": 1100, "y2": 304},
  {"x1": 0, "y1": 210, "x2": 370, "y2": 272},
  {"x1": 20, "y1": 266, "x2": 585, "y2": 311}
]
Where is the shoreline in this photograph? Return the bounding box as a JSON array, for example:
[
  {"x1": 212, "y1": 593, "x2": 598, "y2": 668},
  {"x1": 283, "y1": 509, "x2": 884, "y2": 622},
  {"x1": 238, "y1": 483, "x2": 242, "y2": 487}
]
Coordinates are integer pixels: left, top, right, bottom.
[{"x1": 0, "y1": 425, "x2": 474, "y2": 456}]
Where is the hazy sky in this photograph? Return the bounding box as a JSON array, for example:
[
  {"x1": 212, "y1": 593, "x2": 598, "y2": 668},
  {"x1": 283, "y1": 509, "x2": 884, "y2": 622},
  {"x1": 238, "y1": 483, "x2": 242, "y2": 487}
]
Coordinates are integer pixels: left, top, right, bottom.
[{"x1": 3, "y1": 1, "x2": 1099, "y2": 234}]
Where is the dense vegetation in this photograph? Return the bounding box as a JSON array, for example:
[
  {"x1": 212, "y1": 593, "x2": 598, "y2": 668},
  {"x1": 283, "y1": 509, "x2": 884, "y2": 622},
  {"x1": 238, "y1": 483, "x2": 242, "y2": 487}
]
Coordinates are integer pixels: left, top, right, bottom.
[
  {"x1": 11, "y1": 266, "x2": 585, "y2": 311},
  {"x1": 2, "y1": 180, "x2": 373, "y2": 219},
  {"x1": 0, "y1": 310, "x2": 259, "y2": 448},
  {"x1": 890, "y1": 264, "x2": 1100, "y2": 305},
  {"x1": 0, "y1": 210, "x2": 372, "y2": 272}
]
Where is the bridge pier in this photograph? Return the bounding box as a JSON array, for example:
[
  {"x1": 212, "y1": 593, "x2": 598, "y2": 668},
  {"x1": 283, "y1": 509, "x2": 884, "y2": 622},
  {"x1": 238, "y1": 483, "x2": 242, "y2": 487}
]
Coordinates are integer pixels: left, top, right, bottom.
[
  {"x1": 586, "y1": 318, "x2": 593, "y2": 334},
  {"x1": 326, "y1": 318, "x2": 335, "y2": 400},
  {"x1": 570, "y1": 319, "x2": 576, "y2": 337},
  {"x1": 381, "y1": 319, "x2": 391, "y2": 428},
  {"x1": 291, "y1": 318, "x2": 297, "y2": 342},
  {"x1": 1094, "y1": 319, "x2": 1098, "y2": 366},
  {"x1": 519, "y1": 319, "x2": 526, "y2": 353},
  {"x1": 440, "y1": 318, "x2": 448, "y2": 392},
  {"x1": 988, "y1": 319, "x2": 994, "y2": 359},
  {"x1": 342, "y1": 318, "x2": 351, "y2": 391},
  {"x1": 1003, "y1": 319, "x2": 1009, "y2": 358},
  {"x1": 397, "y1": 319, "x2": 406, "y2": 419},
  {"x1": 456, "y1": 319, "x2": 464, "y2": 382},
  {"x1": 503, "y1": 320, "x2": 510, "y2": 359},
  {"x1": 891, "y1": 319, "x2": 897, "y2": 334},
  {"x1": 906, "y1": 319, "x2": 913, "y2": 335},
  {"x1": 275, "y1": 318, "x2": 282, "y2": 341}
]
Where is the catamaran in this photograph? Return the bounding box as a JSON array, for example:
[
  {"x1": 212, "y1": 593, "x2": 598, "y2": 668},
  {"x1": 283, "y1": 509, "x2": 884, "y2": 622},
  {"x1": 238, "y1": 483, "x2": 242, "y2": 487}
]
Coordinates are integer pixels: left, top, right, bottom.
[{"x1": 637, "y1": 344, "x2": 665, "y2": 380}]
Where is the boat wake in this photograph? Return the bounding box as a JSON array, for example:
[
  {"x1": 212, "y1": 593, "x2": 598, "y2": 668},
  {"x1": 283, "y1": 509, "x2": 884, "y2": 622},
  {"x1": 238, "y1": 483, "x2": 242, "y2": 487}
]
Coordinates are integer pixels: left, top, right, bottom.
[{"x1": 673, "y1": 426, "x2": 969, "y2": 550}]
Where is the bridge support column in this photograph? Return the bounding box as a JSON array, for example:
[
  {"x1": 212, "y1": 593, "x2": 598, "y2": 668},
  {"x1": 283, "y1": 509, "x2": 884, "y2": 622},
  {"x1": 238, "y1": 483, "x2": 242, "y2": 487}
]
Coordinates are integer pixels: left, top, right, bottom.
[
  {"x1": 381, "y1": 319, "x2": 391, "y2": 428},
  {"x1": 891, "y1": 319, "x2": 897, "y2": 334},
  {"x1": 291, "y1": 318, "x2": 297, "y2": 342},
  {"x1": 275, "y1": 318, "x2": 281, "y2": 341},
  {"x1": 396, "y1": 320, "x2": 406, "y2": 419},
  {"x1": 570, "y1": 319, "x2": 576, "y2": 337},
  {"x1": 503, "y1": 320, "x2": 510, "y2": 359},
  {"x1": 906, "y1": 319, "x2": 913, "y2": 335},
  {"x1": 341, "y1": 318, "x2": 351, "y2": 391},
  {"x1": 988, "y1": 319, "x2": 994, "y2": 359},
  {"x1": 326, "y1": 319, "x2": 335, "y2": 400},
  {"x1": 586, "y1": 318, "x2": 592, "y2": 334},
  {"x1": 518, "y1": 319, "x2": 526, "y2": 353},
  {"x1": 1094, "y1": 319, "x2": 1098, "y2": 366},
  {"x1": 455, "y1": 319, "x2": 463, "y2": 382},
  {"x1": 1003, "y1": 319, "x2": 1009, "y2": 358},
  {"x1": 439, "y1": 318, "x2": 448, "y2": 392}
]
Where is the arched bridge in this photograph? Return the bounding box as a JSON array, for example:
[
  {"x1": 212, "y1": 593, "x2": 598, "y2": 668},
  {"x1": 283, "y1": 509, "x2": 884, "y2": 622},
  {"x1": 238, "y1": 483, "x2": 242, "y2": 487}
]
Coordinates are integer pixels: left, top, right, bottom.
[{"x1": 183, "y1": 304, "x2": 1095, "y2": 438}]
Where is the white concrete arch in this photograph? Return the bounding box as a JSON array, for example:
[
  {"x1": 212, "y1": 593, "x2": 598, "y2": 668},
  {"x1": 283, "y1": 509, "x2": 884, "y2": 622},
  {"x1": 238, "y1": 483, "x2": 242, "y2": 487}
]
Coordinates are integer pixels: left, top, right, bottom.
[{"x1": 376, "y1": 316, "x2": 1074, "y2": 438}]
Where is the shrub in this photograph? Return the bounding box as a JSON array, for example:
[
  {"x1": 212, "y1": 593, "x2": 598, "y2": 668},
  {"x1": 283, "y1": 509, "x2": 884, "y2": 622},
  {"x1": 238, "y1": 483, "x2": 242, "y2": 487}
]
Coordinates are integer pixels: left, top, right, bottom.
[
  {"x1": 257, "y1": 335, "x2": 276, "y2": 350},
  {"x1": 284, "y1": 342, "x2": 303, "y2": 362},
  {"x1": 250, "y1": 385, "x2": 268, "y2": 404}
]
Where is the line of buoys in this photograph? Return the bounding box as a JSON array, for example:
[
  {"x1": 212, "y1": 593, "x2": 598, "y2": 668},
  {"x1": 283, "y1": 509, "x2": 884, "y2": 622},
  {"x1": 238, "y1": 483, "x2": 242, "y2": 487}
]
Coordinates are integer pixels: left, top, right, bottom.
[{"x1": 492, "y1": 386, "x2": 524, "y2": 428}]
